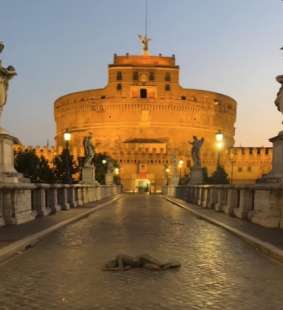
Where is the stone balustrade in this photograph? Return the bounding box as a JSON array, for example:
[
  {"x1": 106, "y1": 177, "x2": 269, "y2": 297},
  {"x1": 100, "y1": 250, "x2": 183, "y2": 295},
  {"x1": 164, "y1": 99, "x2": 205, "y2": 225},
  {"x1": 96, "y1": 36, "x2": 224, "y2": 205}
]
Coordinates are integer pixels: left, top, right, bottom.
[
  {"x1": 0, "y1": 183, "x2": 121, "y2": 227},
  {"x1": 163, "y1": 184, "x2": 283, "y2": 229}
]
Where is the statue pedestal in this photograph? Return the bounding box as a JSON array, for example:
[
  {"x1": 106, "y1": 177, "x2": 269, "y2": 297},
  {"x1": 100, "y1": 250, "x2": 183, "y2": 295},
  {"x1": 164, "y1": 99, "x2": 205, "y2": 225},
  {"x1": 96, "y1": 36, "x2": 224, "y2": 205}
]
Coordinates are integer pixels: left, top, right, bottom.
[
  {"x1": 81, "y1": 166, "x2": 98, "y2": 185},
  {"x1": 258, "y1": 131, "x2": 283, "y2": 183},
  {"x1": 0, "y1": 132, "x2": 23, "y2": 183},
  {"x1": 170, "y1": 176, "x2": 179, "y2": 186},
  {"x1": 189, "y1": 167, "x2": 204, "y2": 185},
  {"x1": 105, "y1": 172, "x2": 113, "y2": 185}
]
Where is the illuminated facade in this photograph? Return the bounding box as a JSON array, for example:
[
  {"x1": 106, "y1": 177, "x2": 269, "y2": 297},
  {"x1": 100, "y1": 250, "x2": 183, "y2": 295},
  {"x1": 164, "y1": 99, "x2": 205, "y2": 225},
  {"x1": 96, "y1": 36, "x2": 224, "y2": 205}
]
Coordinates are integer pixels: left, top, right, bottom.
[{"x1": 51, "y1": 43, "x2": 271, "y2": 191}]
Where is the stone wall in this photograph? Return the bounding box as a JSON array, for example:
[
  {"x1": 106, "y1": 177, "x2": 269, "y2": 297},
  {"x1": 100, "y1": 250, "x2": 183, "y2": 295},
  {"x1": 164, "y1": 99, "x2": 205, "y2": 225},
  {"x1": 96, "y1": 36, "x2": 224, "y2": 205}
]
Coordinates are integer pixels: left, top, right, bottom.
[
  {"x1": 163, "y1": 184, "x2": 283, "y2": 229},
  {"x1": 0, "y1": 183, "x2": 121, "y2": 227}
]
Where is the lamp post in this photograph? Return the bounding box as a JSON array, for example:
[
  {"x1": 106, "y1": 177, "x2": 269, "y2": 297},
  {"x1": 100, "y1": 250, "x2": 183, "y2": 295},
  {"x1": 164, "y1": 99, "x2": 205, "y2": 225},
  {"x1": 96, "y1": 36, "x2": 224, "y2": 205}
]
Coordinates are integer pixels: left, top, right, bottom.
[
  {"x1": 178, "y1": 160, "x2": 184, "y2": 178},
  {"x1": 165, "y1": 167, "x2": 170, "y2": 185},
  {"x1": 215, "y1": 130, "x2": 224, "y2": 168},
  {"x1": 229, "y1": 151, "x2": 235, "y2": 184},
  {"x1": 63, "y1": 129, "x2": 72, "y2": 184}
]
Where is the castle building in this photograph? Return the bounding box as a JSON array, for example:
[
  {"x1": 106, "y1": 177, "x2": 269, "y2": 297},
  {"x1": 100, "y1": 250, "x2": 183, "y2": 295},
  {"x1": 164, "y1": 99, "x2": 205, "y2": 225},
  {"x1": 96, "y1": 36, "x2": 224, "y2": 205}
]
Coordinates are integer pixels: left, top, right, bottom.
[{"x1": 51, "y1": 38, "x2": 271, "y2": 191}]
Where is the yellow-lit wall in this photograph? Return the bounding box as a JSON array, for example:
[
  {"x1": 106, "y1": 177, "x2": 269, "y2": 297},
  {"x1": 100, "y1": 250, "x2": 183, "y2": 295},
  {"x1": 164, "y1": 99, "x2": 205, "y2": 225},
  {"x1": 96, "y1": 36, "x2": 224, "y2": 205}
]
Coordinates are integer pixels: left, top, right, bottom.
[{"x1": 53, "y1": 53, "x2": 238, "y2": 191}]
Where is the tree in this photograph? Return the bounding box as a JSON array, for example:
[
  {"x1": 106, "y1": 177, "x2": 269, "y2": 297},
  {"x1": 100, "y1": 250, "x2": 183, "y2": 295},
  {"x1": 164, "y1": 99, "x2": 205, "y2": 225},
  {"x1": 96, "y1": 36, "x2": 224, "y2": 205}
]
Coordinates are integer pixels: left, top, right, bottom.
[
  {"x1": 15, "y1": 149, "x2": 55, "y2": 183},
  {"x1": 208, "y1": 165, "x2": 229, "y2": 184},
  {"x1": 179, "y1": 174, "x2": 190, "y2": 185},
  {"x1": 53, "y1": 149, "x2": 78, "y2": 183},
  {"x1": 92, "y1": 153, "x2": 108, "y2": 184},
  {"x1": 80, "y1": 153, "x2": 120, "y2": 184}
]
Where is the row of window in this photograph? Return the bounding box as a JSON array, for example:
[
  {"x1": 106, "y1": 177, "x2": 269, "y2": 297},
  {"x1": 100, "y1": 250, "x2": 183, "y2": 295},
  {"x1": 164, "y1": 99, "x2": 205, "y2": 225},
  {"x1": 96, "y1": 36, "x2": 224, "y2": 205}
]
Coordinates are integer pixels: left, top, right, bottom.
[
  {"x1": 116, "y1": 85, "x2": 171, "y2": 93},
  {"x1": 237, "y1": 167, "x2": 252, "y2": 173},
  {"x1": 116, "y1": 71, "x2": 171, "y2": 82},
  {"x1": 119, "y1": 159, "x2": 169, "y2": 164},
  {"x1": 230, "y1": 148, "x2": 271, "y2": 155}
]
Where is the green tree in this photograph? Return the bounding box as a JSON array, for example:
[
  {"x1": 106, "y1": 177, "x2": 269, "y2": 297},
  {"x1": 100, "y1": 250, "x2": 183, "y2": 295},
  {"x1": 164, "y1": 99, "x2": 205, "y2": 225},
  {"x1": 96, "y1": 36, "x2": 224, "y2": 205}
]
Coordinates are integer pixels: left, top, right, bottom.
[
  {"x1": 208, "y1": 165, "x2": 229, "y2": 184},
  {"x1": 38, "y1": 156, "x2": 56, "y2": 183},
  {"x1": 53, "y1": 149, "x2": 78, "y2": 183},
  {"x1": 80, "y1": 153, "x2": 120, "y2": 184},
  {"x1": 179, "y1": 174, "x2": 190, "y2": 185},
  {"x1": 15, "y1": 149, "x2": 55, "y2": 183},
  {"x1": 92, "y1": 153, "x2": 108, "y2": 184}
]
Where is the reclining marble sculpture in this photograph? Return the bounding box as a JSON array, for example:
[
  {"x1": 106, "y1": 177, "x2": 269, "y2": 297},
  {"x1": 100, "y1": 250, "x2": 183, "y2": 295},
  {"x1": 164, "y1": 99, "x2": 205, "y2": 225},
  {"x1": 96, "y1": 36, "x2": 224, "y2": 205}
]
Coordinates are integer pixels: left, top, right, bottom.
[{"x1": 103, "y1": 254, "x2": 181, "y2": 271}]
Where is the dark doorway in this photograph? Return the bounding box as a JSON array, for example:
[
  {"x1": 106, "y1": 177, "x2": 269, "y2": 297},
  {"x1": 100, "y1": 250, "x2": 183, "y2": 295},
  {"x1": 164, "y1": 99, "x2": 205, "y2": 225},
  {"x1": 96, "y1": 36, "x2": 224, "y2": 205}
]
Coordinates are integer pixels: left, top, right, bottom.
[{"x1": 140, "y1": 88, "x2": 147, "y2": 98}]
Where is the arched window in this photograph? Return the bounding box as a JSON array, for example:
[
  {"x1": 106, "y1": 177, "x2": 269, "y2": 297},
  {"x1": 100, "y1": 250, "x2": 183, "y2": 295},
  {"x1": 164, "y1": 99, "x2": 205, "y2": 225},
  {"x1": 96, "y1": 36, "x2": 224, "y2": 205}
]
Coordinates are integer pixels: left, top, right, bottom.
[
  {"x1": 116, "y1": 83, "x2": 122, "y2": 91},
  {"x1": 165, "y1": 84, "x2": 171, "y2": 91}
]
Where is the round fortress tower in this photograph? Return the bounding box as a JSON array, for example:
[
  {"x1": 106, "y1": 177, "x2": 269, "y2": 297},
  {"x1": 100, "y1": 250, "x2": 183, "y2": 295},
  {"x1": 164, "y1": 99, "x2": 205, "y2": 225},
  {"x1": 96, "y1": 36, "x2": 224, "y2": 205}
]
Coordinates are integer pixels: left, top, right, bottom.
[{"x1": 54, "y1": 45, "x2": 237, "y2": 191}]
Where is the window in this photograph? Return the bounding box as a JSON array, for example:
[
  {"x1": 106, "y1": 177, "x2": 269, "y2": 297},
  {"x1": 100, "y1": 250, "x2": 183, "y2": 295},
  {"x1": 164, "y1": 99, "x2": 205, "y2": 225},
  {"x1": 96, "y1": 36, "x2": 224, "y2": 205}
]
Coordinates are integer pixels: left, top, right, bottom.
[
  {"x1": 249, "y1": 148, "x2": 253, "y2": 155},
  {"x1": 238, "y1": 167, "x2": 242, "y2": 173},
  {"x1": 101, "y1": 95, "x2": 106, "y2": 99},
  {"x1": 133, "y1": 71, "x2": 139, "y2": 81},
  {"x1": 247, "y1": 166, "x2": 252, "y2": 172},
  {"x1": 165, "y1": 84, "x2": 171, "y2": 91},
  {"x1": 116, "y1": 83, "x2": 122, "y2": 91},
  {"x1": 181, "y1": 96, "x2": 186, "y2": 100},
  {"x1": 116, "y1": 71, "x2": 122, "y2": 80},
  {"x1": 140, "y1": 88, "x2": 147, "y2": 98},
  {"x1": 165, "y1": 72, "x2": 171, "y2": 81},
  {"x1": 265, "y1": 148, "x2": 269, "y2": 155},
  {"x1": 149, "y1": 72, "x2": 155, "y2": 81}
]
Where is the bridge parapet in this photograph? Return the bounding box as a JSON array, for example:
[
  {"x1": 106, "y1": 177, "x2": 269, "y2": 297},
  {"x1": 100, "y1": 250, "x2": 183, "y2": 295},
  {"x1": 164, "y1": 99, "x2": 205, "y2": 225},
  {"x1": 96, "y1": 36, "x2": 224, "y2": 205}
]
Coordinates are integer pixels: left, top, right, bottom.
[
  {"x1": 163, "y1": 184, "x2": 283, "y2": 229},
  {"x1": 0, "y1": 183, "x2": 121, "y2": 227}
]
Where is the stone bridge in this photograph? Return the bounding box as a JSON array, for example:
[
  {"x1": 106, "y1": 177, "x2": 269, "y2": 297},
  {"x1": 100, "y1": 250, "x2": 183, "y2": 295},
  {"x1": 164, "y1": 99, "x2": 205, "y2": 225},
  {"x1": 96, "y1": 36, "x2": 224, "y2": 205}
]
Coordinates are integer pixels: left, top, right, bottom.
[{"x1": 0, "y1": 194, "x2": 283, "y2": 309}]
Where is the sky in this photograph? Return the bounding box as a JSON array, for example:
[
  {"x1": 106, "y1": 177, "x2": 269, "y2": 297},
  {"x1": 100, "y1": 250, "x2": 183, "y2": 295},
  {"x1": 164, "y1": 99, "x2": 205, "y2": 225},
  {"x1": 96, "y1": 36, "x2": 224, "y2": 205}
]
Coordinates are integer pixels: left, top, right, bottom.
[{"x1": 0, "y1": 0, "x2": 282, "y2": 147}]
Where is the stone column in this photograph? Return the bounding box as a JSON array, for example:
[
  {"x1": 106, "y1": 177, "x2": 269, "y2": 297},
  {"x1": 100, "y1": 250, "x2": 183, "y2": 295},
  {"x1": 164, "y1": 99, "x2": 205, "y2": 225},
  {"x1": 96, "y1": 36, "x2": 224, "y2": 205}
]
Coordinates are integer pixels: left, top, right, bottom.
[
  {"x1": 105, "y1": 172, "x2": 114, "y2": 185},
  {"x1": 201, "y1": 187, "x2": 209, "y2": 208},
  {"x1": 189, "y1": 167, "x2": 204, "y2": 184},
  {"x1": 32, "y1": 184, "x2": 51, "y2": 216},
  {"x1": 214, "y1": 187, "x2": 228, "y2": 212},
  {"x1": 207, "y1": 187, "x2": 218, "y2": 209},
  {"x1": 197, "y1": 187, "x2": 203, "y2": 206},
  {"x1": 0, "y1": 184, "x2": 35, "y2": 226},
  {"x1": 81, "y1": 166, "x2": 98, "y2": 185},
  {"x1": 76, "y1": 186, "x2": 84, "y2": 207},
  {"x1": 223, "y1": 187, "x2": 238, "y2": 215},
  {"x1": 47, "y1": 186, "x2": 61, "y2": 213},
  {"x1": 234, "y1": 187, "x2": 254, "y2": 219},
  {"x1": 67, "y1": 186, "x2": 77, "y2": 208},
  {"x1": 0, "y1": 133, "x2": 23, "y2": 183},
  {"x1": 59, "y1": 186, "x2": 71, "y2": 210},
  {"x1": 250, "y1": 186, "x2": 283, "y2": 228}
]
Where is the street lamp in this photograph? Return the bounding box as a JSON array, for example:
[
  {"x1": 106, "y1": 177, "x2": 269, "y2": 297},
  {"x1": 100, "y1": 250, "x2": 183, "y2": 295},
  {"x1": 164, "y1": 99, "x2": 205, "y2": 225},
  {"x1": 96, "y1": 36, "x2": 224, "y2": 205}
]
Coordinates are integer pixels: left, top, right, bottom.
[
  {"x1": 178, "y1": 160, "x2": 184, "y2": 178},
  {"x1": 63, "y1": 129, "x2": 72, "y2": 184},
  {"x1": 215, "y1": 130, "x2": 224, "y2": 168},
  {"x1": 114, "y1": 167, "x2": 119, "y2": 175},
  {"x1": 102, "y1": 159, "x2": 107, "y2": 165}
]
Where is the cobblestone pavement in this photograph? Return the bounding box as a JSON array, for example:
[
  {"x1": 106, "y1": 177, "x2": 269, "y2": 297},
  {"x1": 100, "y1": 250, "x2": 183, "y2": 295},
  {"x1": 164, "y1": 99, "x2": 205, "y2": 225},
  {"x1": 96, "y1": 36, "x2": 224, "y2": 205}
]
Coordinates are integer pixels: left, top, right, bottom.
[
  {"x1": 170, "y1": 196, "x2": 283, "y2": 250},
  {"x1": 0, "y1": 194, "x2": 283, "y2": 310},
  {"x1": 0, "y1": 197, "x2": 113, "y2": 249}
]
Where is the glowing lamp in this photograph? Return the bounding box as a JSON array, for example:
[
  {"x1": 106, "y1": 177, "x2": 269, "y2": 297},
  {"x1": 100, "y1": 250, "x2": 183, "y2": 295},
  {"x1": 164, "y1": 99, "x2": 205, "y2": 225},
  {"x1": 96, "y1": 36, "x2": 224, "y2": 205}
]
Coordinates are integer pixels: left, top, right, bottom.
[{"x1": 64, "y1": 130, "x2": 71, "y2": 142}]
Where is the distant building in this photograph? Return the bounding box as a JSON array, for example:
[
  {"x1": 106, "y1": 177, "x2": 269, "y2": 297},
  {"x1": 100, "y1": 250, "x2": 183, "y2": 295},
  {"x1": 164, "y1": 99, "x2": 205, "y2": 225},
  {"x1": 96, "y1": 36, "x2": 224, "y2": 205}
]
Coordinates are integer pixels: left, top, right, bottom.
[{"x1": 21, "y1": 40, "x2": 272, "y2": 191}]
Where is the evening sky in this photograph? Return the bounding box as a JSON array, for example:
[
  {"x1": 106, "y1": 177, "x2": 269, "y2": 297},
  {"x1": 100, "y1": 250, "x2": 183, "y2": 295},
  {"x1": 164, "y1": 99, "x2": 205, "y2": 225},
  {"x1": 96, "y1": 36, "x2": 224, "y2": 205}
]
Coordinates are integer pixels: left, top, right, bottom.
[{"x1": 0, "y1": 0, "x2": 282, "y2": 146}]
